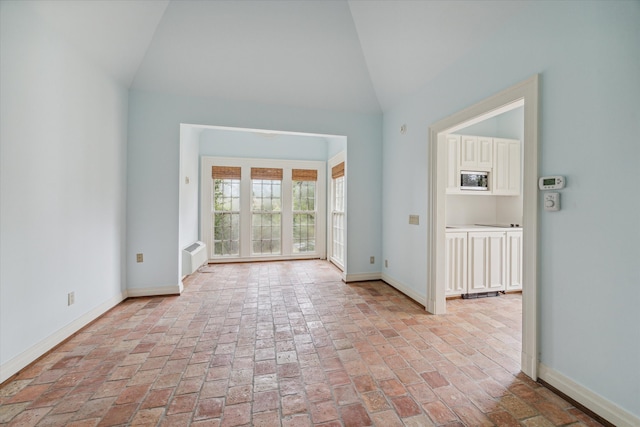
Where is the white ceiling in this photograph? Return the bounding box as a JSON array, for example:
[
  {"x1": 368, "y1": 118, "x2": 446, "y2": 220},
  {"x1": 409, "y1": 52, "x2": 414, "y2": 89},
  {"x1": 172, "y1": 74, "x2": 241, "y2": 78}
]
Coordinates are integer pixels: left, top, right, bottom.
[{"x1": 24, "y1": 0, "x2": 531, "y2": 113}]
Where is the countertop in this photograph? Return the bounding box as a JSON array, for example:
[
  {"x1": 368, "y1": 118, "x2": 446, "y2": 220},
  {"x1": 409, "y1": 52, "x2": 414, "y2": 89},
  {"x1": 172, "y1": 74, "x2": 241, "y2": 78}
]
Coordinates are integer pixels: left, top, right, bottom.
[{"x1": 446, "y1": 224, "x2": 522, "y2": 232}]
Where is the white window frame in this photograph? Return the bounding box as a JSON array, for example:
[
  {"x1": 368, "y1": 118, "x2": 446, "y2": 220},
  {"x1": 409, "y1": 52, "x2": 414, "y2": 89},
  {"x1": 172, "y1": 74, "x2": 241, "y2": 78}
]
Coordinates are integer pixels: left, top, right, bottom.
[
  {"x1": 201, "y1": 156, "x2": 326, "y2": 262},
  {"x1": 327, "y1": 152, "x2": 346, "y2": 271}
]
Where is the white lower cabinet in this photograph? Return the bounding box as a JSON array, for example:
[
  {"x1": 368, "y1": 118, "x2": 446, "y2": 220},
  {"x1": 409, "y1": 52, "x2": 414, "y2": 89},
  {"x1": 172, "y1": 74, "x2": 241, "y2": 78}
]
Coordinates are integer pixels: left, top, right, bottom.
[
  {"x1": 468, "y1": 231, "x2": 506, "y2": 294},
  {"x1": 505, "y1": 230, "x2": 523, "y2": 291},
  {"x1": 446, "y1": 229, "x2": 519, "y2": 297},
  {"x1": 445, "y1": 232, "x2": 467, "y2": 295}
]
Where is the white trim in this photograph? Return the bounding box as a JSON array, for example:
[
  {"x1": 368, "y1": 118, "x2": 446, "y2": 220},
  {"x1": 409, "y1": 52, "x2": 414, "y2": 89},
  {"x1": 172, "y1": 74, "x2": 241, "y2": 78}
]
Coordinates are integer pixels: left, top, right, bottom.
[
  {"x1": 428, "y1": 75, "x2": 539, "y2": 380},
  {"x1": 126, "y1": 282, "x2": 183, "y2": 297},
  {"x1": 327, "y1": 152, "x2": 347, "y2": 272},
  {"x1": 344, "y1": 272, "x2": 381, "y2": 283},
  {"x1": 207, "y1": 254, "x2": 322, "y2": 264},
  {"x1": 0, "y1": 292, "x2": 127, "y2": 383},
  {"x1": 539, "y1": 364, "x2": 640, "y2": 427},
  {"x1": 381, "y1": 273, "x2": 427, "y2": 307}
]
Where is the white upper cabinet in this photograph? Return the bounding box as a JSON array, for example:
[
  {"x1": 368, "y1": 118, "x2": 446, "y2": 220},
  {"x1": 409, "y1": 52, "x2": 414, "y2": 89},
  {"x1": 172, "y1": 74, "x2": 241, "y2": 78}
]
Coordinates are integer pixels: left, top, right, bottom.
[
  {"x1": 460, "y1": 135, "x2": 493, "y2": 170},
  {"x1": 446, "y1": 134, "x2": 461, "y2": 194},
  {"x1": 493, "y1": 138, "x2": 521, "y2": 196},
  {"x1": 446, "y1": 134, "x2": 520, "y2": 196}
]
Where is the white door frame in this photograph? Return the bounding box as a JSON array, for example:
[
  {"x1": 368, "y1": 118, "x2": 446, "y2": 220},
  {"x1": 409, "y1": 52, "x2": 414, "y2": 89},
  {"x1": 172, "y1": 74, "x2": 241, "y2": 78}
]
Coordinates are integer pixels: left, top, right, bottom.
[{"x1": 427, "y1": 75, "x2": 539, "y2": 380}]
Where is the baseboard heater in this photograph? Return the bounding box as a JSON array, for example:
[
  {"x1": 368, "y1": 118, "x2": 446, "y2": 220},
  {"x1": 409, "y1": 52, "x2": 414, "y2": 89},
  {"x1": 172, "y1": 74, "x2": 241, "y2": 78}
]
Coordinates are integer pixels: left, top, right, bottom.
[
  {"x1": 182, "y1": 241, "x2": 207, "y2": 276},
  {"x1": 462, "y1": 291, "x2": 500, "y2": 299}
]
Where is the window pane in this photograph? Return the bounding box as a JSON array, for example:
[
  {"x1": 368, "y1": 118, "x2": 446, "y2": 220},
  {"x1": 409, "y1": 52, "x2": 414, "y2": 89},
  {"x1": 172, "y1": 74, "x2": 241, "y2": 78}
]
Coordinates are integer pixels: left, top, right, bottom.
[
  {"x1": 252, "y1": 179, "x2": 282, "y2": 255},
  {"x1": 212, "y1": 178, "x2": 240, "y2": 257}
]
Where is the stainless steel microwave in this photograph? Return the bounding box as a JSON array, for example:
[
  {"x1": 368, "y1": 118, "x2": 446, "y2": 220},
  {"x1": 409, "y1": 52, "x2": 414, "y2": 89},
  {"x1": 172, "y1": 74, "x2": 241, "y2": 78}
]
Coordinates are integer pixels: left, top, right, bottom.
[{"x1": 461, "y1": 170, "x2": 489, "y2": 191}]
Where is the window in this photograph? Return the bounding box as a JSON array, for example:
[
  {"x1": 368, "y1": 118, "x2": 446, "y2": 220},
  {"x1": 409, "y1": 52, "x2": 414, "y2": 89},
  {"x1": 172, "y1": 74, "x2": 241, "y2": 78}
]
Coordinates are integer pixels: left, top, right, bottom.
[
  {"x1": 292, "y1": 169, "x2": 317, "y2": 253},
  {"x1": 212, "y1": 166, "x2": 241, "y2": 256},
  {"x1": 202, "y1": 157, "x2": 326, "y2": 262},
  {"x1": 251, "y1": 168, "x2": 282, "y2": 255},
  {"x1": 331, "y1": 161, "x2": 345, "y2": 268}
]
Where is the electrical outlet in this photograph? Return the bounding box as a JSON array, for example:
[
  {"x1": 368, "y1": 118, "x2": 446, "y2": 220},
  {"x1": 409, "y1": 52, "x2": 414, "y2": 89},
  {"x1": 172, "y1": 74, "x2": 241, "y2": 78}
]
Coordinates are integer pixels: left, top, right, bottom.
[
  {"x1": 136, "y1": 253, "x2": 144, "y2": 263},
  {"x1": 385, "y1": 260, "x2": 388, "y2": 268},
  {"x1": 68, "y1": 292, "x2": 75, "y2": 306},
  {"x1": 370, "y1": 256, "x2": 375, "y2": 264}
]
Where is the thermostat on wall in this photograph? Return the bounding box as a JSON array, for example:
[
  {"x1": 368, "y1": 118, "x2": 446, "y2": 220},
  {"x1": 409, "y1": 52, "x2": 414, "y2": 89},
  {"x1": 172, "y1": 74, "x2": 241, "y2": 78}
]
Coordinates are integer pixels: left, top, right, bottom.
[{"x1": 539, "y1": 175, "x2": 565, "y2": 190}]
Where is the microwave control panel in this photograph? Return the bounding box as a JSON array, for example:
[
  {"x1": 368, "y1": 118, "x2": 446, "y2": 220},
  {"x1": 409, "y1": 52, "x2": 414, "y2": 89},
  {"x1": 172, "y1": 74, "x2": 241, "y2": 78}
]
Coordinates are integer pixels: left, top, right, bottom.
[{"x1": 539, "y1": 175, "x2": 565, "y2": 190}]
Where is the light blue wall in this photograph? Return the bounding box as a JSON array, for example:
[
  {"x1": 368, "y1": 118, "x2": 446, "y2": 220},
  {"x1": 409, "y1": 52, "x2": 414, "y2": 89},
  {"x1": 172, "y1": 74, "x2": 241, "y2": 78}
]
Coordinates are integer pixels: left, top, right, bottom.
[
  {"x1": 459, "y1": 106, "x2": 523, "y2": 140},
  {"x1": 128, "y1": 90, "x2": 382, "y2": 290},
  {"x1": 382, "y1": 1, "x2": 640, "y2": 416},
  {"x1": 178, "y1": 125, "x2": 200, "y2": 260},
  {"x1": 0, "y1": 1, "x2": 128, "y2": 376},
  {"x1": 200, "y1": 128, "x2": 328, "y2": 160}
]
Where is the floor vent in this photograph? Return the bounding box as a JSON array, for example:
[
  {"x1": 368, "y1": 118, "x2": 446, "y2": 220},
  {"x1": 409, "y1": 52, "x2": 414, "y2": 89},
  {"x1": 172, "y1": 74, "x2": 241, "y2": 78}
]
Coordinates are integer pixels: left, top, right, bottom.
[
  {"x1": 462, "y1": 291, "x2": 500, "y2": 299},
  {"x1": 182, "y1": 241, "x2": 207, "y2": 276}
]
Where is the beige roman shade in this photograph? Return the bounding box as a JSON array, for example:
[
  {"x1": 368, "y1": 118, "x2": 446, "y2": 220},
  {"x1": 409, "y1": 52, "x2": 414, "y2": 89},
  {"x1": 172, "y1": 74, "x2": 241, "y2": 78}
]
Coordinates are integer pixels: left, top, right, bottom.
[
  {"x1": 251, "y1": 167, "x2": 283, "y2": 180},
  {"x1": 331, "y1": 162, "x2": 345, "y2": 179},
  {"x1": 212, "y1": 166, "x2": 241, "y2": 180},
  {"x1": 292, "y1": 169, "x2": 318, "y2": 181}
]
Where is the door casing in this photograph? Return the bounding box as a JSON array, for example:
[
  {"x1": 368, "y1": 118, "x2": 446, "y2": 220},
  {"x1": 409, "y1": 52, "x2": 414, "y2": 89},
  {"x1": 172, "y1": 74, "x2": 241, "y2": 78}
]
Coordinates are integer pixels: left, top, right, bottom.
[{"x1": 427, "y1": 75, "x2": 539, "y2": 380}]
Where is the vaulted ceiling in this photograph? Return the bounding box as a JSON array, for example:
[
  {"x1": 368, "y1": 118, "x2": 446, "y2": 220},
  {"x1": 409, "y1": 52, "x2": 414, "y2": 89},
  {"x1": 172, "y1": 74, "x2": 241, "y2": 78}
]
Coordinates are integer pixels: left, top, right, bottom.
[{"x1": 24, "y1": 0, "x2": 529, "y2": 113}]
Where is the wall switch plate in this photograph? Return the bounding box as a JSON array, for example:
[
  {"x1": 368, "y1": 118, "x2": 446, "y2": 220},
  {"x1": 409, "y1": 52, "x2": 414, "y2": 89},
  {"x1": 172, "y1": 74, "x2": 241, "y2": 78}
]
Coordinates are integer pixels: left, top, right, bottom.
[
  {"x1": 68, "y1": 292, "x2": 75, "y2": 306},
  {"x1": 370, "y1": 256, "x2": 375, "y2": 264},
  {"x1": 136, "y1": 253, "x2": 144, "y2": 263},
  {"x1": 385, "y1": 260, "x2": 388, "y2": 268},
  {"x1": 409, "y1": 215, "x2": 419, "y2": 225},
  {"x1": 544, "y1": 192, "x2": 560, "y2": 211}
]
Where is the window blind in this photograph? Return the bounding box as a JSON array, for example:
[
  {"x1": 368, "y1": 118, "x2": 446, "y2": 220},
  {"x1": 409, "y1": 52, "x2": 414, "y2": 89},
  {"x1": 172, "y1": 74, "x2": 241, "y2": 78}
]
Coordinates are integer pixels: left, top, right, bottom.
[
  {"x1": 212, "y1": 166, "x2": 241, "y2": 180},
  {"x1": 331, "y1": 162, "x2": 345, "y2": 179},
  {"x1": 292, "y1": 169, "x2": 318, "y2": 181},
  {"x1": 251, "y1": 167, "x2": 283, "y2": 180}
]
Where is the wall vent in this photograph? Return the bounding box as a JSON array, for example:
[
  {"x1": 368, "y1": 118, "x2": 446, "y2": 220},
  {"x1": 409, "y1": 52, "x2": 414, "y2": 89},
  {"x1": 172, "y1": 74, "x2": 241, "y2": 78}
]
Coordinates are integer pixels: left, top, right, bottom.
[{"x1": 182, "y1": 241, "x2": 207, "y2": 276}]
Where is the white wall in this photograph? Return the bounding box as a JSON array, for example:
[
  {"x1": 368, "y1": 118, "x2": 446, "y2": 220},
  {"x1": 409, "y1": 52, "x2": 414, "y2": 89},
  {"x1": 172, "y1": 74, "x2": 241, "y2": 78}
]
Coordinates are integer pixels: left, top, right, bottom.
[
  {"x1": 382, "y1": 1, "x2": 640, "y2": 418},
  {"x1": 127, "y1": 90, "x2": 382, "y2": 292},
  {"x1": 0, "y1": 2, "x2": 128, "y2": 380}
]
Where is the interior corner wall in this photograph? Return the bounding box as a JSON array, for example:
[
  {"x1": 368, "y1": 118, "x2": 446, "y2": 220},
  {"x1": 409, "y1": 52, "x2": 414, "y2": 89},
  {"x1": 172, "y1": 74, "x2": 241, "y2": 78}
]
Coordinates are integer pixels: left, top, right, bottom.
[
  {"x1": 381, "y1": 1, "x2": 640, "y2": 419},
  {"x1": 178, "y1": 124, "x2": 200, "y2": 265},
  {"x1": 0, "y1": 2, "x2": 128, "y2": 380},
  {"x1": 127, "y1": 90, "x2": 382, "y2": 293}
]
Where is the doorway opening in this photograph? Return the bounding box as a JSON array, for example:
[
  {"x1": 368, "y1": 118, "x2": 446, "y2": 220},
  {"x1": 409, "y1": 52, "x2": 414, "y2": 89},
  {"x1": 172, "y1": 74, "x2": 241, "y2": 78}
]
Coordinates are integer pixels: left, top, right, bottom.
[
  {"x1": 178, "y1": 124, "x2": 348, "y2": 279},
  {"x1": 427, "y1": 75, "x2": 539, "y2": 380}
]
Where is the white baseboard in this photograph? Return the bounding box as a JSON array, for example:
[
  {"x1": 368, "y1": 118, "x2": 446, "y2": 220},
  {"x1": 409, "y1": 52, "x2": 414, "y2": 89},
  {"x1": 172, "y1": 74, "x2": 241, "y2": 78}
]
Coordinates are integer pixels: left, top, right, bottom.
[
  {"x1": 344, "y1": 272, "x2": 382, "y2": 283},
  {"x1": 538, "y1": 363, "x2": 640, "y2": 427},
  {"x1": 381, "y1": 273, "x2": 427, "y2": 307},
  {"x1": 126, "y1": 282, "x2": 183, "y2": 298},
  {"x1": 0, "y1": 292, "x2": 127, "y2": 383}
]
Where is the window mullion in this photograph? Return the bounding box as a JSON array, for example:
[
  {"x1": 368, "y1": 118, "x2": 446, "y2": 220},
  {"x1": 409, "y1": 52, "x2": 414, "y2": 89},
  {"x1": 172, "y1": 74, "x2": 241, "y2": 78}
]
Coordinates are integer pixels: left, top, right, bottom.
[
  {"x1": 281, "y1": 168, "x2": 293, "y2": 257},
  {"x1": 239, "y1": 166, "x2": 252, "y2": 258}
]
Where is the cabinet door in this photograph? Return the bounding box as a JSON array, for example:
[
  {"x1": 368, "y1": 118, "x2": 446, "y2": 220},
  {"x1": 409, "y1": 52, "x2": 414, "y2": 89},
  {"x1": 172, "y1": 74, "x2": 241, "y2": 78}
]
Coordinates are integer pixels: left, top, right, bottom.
[
  {"x1": 493, "y1": 138, "x2": 521, "y2": 195},
  {"x1": 468, "y1": 232, "x2": 506, "y2": 293},
  {"x1": 506, "y1": 231, "x2": 523, "y2": 290},
  {"x1": 445, "y1": 232, "x2": 467, "y2": 296},
  {"x1": 478, "y1": 137, "x2": 493, "y2": 168},
  {"x1": 460, "y1": 135, "x2": 478, "y2": 169},
  {"x1": 446, "y1": 135, "x2": 461, "y2": 194}
]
